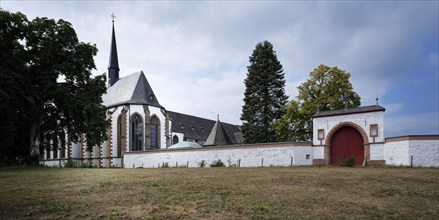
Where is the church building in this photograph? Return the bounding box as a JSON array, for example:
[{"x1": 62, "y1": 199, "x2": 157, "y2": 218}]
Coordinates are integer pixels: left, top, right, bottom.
[{"x1": 99, "y1": 19, "x2": 242, "y2": 167}]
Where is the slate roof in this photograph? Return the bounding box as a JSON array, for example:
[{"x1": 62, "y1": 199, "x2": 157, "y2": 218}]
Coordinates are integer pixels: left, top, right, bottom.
[
  {"x1": 108, "y1": 22, "x2": 120, "y2": 87},
  {"x1": 108, "y1": 22, "x2": 119, "y2": 71},
  {"x1": 168, "y1": 111, "x2": 242, "y2": 144},
  {"x1": 313, "y1": 105, "x2": 386, "y2": 118},
  {"x1": 102, "y1": 71, "x2": 162, "y2": 108},
  {"x1": 204, "y1": 119, "x2": 233, "y2": 146}
]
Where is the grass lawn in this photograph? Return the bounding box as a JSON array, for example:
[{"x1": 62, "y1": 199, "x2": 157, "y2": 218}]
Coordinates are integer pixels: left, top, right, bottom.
[{"x1": 0, "y1": 166, "x2": 438, "y2": 219}]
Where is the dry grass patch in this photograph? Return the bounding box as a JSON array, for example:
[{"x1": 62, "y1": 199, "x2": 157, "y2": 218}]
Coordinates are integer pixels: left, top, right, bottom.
[{"x1": 0, "y1": 166, "x2": 438, "y2": 219}]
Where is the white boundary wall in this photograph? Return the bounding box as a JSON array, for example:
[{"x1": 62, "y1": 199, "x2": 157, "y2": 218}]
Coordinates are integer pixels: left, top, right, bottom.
[
  {"x1": 384, "y1": 136, "x2": 439, "y2": 167},
  {"x1": 40, "y1": 136, "x2": 438, "y2": 168},
  {"x1": 124, "y1": 142, "x2": 313, "y2": 168}
]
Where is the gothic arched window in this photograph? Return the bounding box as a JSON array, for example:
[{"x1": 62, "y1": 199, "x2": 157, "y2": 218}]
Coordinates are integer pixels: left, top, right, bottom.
[
  {"x1": 150, "y1": 116, "x2": 160, "y2": 149},
  {"x1": 117, "y1": 114, "x2": 123, "y2": 156},
  {"x1": 130, "y1": 113, "x2": 143, "y2": 151},
  {"x1": 172, "y1": 135, "x2": 179, "y2": 145}
]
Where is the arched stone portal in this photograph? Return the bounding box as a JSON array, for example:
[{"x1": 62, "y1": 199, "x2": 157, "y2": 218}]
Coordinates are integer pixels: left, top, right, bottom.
[{"x1": 325, "y1": 122, "x2": 370, "y2": 166}]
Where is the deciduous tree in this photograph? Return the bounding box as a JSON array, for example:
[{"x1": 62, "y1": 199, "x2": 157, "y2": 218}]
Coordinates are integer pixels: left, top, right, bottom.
[
  {"x1": 274, "y1": 64, "x2": 361, "y2": 141},
  {"x1": 0, "y1": 11, "x2": 108, "y2": 164}
]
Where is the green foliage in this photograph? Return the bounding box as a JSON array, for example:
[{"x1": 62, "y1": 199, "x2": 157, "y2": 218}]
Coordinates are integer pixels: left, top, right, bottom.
[
  {"x1": 339, "y1": 157, "x2": 356, "y2": 167},
  {"x1": 241, "y1": 41, "x2": 288, "y2": 143},
  {"x1": 210, "y1": 159, "x2": 225, "y2": 167},
  {"x1": 272, "y1": 100, "x2": 308, "y2": 142},
  {"x1": 198, "y1": 160, "x2": 206, "y2": 168},
  {"x1": 79, "y1": 162, "x2": 92, "y2": 168},
  {"x1": 0, "y1": 11, "x2": 32, "y2": 161},
  {"x1": 63, "y1": 159, "x2": 77, "y2": 168},
  {"x1": 274, "y1": 64, "x2": 361, "y2": 141},
  {"x1": 161, "y1": 162, "x2": 169, "y2": 168},
  {"x1": 0, "y1": 11, "x2": 109, "y2": 162}
]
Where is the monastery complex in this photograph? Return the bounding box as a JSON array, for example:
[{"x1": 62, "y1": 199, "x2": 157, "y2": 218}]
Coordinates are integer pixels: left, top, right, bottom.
[{"x1": 40, "y1": 20, "x2": 438, "y2": 168}]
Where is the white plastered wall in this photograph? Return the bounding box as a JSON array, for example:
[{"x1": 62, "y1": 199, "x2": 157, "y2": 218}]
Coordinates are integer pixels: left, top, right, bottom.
[
  {"x1": 313, "y1": 111, "x2": 384, "y2": 145},
  {"x1": 409, "y1": 140, "x2": 439, "y2": 167},
  {"x1": 170, "y1": 132, "x2": 184, "y2": 146},
  {"x1": 124, "y1": 144, "x2": 313, "y2": 168},
  {"x1": 312, "y1": 146, "x2": 324, "y2": 160},
  {"x1": 384, "y1": 141, "x2": 409, "y2": 166},
  {"x1": 384, "y1": 138, "x2": 438, "y2": 167}
]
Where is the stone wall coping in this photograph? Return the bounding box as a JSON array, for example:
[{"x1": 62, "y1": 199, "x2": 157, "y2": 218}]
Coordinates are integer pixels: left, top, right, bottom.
[{"x1": 386, "y1": 135, "x2": 439, "y2": 142}]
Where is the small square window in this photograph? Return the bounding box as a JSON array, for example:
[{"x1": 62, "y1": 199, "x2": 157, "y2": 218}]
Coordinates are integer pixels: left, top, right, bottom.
[
  {"x1": 317, "y1": 129, "x2": 325, "y2": 140},
  {"x1": 306, "y1": 154, "x2": 310, "y2": 160},
  {"x1": 370, "y1": 124, "x2": 378, "y2": 137}
]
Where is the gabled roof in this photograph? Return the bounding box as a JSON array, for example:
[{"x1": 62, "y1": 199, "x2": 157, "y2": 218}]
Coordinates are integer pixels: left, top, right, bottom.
[
  {"x1": 168, "y1": 111, "x2": 241, "y2": 144},
  {"x1": 102, "y1": 71, "x2": 161, "y2": 108},
  {"x1": 312, "y1": 105, "x2": 386, "y2": 118},
  {"x1": 204, "y1": 119, "x2": 233, "y2": 146}
]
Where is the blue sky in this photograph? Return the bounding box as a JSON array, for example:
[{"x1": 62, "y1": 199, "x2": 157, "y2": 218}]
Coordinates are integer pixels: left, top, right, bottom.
[{"x1": 2, "y1": 1, "x2": 438, "y2": 137}]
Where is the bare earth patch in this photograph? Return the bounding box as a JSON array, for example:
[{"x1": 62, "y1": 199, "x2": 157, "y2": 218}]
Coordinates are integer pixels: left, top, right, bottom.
[{"x1": 0, "y1": 166, "x2": 438, "y2": 219}]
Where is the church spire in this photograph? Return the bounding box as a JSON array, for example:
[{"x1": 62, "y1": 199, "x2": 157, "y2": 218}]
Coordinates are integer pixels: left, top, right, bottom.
[{"x1": 108, "y1": 13, "x2": 120, "y2": 87}]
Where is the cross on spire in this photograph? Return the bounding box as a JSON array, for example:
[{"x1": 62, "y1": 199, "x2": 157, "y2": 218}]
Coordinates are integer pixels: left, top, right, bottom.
[{"x1": 111, "y1": 13, "x2": 116, "y2": 22}]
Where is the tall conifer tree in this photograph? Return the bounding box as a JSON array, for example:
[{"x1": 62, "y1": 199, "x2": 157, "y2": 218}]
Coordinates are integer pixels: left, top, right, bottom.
[{"x1": 241, "y1": 41, "x2": 288, "y2": 143}]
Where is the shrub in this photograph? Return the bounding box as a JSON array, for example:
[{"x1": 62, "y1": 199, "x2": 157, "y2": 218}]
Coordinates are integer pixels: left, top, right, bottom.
[
  {"x1": 210, "y1": 159, "x2": 225, "y2": 167},
  {"x1": 198, "y1": 160, "x2": 206, "y2": 168},
  {"x1": 161, "y1": 162, "x2": 169, "y2": 168},
  {"x1": 80, "y1": 162, "x2": 92, "y2": 168},
  {"x1": 339, "y1": 157, "x2": 356, "y2": 167},
  {"x1": 63, "y1": 159, "x2": 77, "y2": 168}
]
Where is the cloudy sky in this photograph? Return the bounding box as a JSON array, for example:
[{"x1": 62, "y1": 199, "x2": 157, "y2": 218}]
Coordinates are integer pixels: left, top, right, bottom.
[{"x1": 3, "y1": 1, "x2": 438, "y2": 137}]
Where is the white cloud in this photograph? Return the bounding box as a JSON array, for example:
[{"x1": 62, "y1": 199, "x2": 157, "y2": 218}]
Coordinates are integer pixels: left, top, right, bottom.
[{"x1": 3, "y1": 1, "x2": 438, "y2": 135}]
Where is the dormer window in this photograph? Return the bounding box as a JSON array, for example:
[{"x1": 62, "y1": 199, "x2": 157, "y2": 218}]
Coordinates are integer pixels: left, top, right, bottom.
[{"x1": 149, "y1": 94, "x2": 154, "y2": 100}]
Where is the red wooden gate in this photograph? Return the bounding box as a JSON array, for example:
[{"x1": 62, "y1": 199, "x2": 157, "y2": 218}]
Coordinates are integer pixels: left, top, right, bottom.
[{"x1": 330, "y1": 126, "x2": 364, "y2": 166}]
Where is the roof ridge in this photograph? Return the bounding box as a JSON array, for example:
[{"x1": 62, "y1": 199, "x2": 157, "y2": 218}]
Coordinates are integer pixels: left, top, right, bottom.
[
  {"x1": 313, "y1": 105, "x2": 386, "y2": 118},
  {"x1": 168, "y1": 111, "x2": 239, "y2": 126}
]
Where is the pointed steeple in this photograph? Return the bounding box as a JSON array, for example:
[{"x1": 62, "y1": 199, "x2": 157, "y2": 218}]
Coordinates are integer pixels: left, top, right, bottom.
[
  {"x1": 204, "y1": 117, "x2": 233, "y2": 146},
  {"x1": 108, "y1": 13, "x2": 120, "y2": 87}
]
